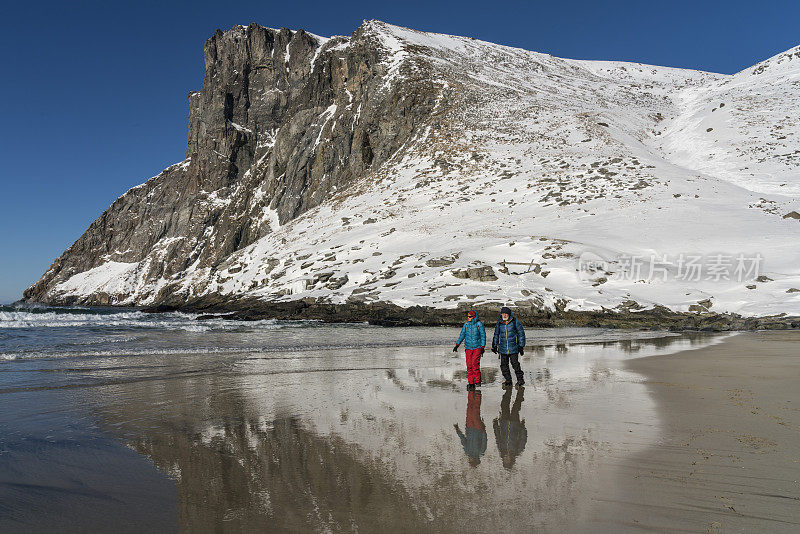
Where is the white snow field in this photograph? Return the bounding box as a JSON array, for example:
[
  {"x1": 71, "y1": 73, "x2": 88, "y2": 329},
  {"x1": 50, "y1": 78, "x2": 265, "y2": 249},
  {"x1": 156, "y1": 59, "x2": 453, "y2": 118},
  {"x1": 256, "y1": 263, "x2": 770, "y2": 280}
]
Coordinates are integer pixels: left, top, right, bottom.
[{"x1": 52, "y1": 22, "x2": 800, "y2": 316}]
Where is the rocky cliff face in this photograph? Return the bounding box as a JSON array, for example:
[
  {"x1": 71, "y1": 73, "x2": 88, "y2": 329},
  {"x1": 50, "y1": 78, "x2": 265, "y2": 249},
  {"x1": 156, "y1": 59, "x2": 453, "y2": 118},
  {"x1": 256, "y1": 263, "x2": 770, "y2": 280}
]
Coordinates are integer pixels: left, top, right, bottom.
[
  {"x1": 25, "y1": 21, "x2": 441, "y2": 305},
  {"x1": 24, "y1": 23, "x2": 800, "y2": 316}
]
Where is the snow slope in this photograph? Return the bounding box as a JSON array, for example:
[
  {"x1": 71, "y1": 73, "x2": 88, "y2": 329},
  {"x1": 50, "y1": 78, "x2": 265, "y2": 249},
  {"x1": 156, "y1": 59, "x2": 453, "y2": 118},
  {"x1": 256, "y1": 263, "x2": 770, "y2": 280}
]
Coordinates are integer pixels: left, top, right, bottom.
[
  {"x1": 48, "y1": 22, "x2": 800, "y2": 316},
  {"x1": 656, "y1": 45, "x2": 800, "y2": 196}
]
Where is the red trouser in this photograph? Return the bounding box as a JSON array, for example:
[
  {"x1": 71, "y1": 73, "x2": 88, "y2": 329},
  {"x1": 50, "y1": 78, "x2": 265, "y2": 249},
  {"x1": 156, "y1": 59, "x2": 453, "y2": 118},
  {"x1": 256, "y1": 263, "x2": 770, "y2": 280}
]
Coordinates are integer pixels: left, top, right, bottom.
[{"x1": 465, "y1": 348, "x2": 482, "y2": 384}]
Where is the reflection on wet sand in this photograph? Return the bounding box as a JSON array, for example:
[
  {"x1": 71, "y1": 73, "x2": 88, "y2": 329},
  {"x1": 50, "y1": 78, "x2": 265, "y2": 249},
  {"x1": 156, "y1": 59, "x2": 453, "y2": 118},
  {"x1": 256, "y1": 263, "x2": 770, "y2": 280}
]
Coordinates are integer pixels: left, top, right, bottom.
[
  {"x1": 494, "y1": 387, "x2": 527, "y2": 470},
  {"x1": 454, "y1": 391, "x2": 487, "y2": 467},
  {"x1": 1, "y1": 331, "x2": 728, "y2": 532},
  {"x1": 129, "y1": 415, "x2": 437, "y2": 533},
  {"x1": 86, "y1": 335, "x2": 723, "y2": 532}
]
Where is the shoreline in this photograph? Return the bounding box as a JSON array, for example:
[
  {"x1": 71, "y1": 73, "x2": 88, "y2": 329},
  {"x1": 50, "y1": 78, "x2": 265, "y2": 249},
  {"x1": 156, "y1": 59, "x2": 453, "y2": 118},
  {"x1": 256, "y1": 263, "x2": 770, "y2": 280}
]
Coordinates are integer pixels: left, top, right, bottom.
[
  {"x1": 15, "y1": 297, "x2": 800, "y2": 330},
  {"x1": 580, "y1": 331, "x2": 800, "y2": 532}
]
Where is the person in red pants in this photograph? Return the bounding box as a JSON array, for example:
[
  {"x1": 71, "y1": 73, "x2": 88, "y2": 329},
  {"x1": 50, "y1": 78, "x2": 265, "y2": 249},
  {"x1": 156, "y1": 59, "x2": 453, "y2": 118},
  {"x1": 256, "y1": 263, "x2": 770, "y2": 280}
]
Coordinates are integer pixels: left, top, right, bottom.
[{"x1": 453, "y1": 310, "x2": 486, "y2": 390}]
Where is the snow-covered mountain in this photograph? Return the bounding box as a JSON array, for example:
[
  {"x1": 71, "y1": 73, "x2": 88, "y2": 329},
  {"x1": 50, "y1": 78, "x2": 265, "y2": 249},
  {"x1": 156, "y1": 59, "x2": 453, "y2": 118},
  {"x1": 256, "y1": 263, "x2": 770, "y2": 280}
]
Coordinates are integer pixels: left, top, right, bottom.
[{"x1": 24, "y1": 21, "x2": 800, "y2": 318}]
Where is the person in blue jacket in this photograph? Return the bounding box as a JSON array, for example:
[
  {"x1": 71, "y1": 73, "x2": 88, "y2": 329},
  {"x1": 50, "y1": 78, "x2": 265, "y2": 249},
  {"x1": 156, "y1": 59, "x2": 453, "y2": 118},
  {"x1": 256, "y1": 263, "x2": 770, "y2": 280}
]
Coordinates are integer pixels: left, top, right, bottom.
[
  {"x1": 492, "y1": 306, "x2": 526, "y2": 388},
  {"x1": 453, "y1": 310, "x2": 486, "y2": 390}
]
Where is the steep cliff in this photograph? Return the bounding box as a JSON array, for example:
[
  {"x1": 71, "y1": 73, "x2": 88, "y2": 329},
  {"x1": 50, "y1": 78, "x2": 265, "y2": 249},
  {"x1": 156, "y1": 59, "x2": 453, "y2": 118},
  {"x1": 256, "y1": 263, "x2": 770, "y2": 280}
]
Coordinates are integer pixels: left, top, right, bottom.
[
  {"x1": 24, "y1": 22, "x2": 800, "y2": 316},
  {"x1": 25, "y1": 21, "x2": 441, "y2": 305}
]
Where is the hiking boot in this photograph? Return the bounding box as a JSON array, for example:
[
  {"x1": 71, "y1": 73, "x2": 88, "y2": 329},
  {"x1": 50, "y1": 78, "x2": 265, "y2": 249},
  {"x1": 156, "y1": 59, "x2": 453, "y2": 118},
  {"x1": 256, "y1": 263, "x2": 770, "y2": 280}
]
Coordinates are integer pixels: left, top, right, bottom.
[
  {"x1": 515, "y1": 381, "x2": 525, "y2": 389},
  {"x1": 474, "y1": 382, "x2": 482, "y2": 388},
  {"x1": 502, "y1": 381, "x2": 512, "y2": 389},
  {"x1": 466, "y1": 383, "x2": 475, "y2": 391}
]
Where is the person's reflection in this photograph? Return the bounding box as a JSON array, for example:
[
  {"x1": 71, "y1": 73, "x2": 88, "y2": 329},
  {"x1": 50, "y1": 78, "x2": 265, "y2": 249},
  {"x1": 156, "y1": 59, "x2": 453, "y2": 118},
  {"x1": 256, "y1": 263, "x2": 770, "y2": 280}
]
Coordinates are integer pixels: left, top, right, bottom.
[
  {"x1": 493, "y1": 386, "x2": 527, "y2": 469},
  {"x1": 454, "y1": 390, "x2": 487, "y2": 467}
]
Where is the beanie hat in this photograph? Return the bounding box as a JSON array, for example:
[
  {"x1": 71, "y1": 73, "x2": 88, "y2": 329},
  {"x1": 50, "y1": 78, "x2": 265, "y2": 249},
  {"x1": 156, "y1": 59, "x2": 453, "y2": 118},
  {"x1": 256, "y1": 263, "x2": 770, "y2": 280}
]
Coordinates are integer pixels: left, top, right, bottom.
[
  {"x1": 467, "y1": 310, "x2": 476, "y2": 318},
  {"x1": 500, "y1": 306, "x2": 513, "y2": 316}
]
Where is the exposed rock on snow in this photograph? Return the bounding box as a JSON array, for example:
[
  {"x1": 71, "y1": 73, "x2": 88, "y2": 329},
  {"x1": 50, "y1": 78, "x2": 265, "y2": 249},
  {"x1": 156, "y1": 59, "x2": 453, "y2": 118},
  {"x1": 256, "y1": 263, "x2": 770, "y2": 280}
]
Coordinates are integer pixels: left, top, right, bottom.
[
  {"x1": 24, "y1": 22, "x2": 800, "y2": 318},
  {"x1": 452, "y1": 266, "x2": 498, "y2": 282}
]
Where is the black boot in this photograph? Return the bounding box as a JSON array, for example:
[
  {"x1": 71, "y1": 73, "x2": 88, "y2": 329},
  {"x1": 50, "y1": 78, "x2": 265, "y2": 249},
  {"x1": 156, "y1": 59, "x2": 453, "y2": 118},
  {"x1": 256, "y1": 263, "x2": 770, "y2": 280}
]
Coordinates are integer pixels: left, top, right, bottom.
[
  {"x1": 467, "y1": 383, "x2": 475, "y2": 391},
  {"x1": 502, "y1": 381, "x2": 512, "y2": 389}
]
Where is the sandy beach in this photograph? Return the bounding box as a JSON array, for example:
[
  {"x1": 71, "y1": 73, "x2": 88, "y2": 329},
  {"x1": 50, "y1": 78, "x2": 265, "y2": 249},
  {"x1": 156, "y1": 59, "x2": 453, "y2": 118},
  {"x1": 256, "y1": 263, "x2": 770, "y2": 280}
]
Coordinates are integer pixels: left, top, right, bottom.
[
  {"x1": 583, "y1": 331, "x2": 800, "y2": 533},
  {"x1": 1, "y1": 318, "x2": 798, "y2": 533}
]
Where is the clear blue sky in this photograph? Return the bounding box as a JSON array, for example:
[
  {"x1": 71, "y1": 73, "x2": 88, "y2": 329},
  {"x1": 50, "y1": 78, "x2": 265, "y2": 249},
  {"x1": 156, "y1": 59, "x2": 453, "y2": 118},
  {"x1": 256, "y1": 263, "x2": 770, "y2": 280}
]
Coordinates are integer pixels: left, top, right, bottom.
[{"x1": 1, "y1": 0, "x2": 798, "y2": 303}]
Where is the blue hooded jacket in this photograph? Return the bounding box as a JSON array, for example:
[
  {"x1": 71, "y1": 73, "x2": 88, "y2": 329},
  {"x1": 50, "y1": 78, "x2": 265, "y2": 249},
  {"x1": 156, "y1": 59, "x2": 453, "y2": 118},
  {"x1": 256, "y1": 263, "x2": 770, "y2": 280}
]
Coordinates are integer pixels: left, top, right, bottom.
[
  {"x1": 457, "y1": 312, "x2": 486, "y2": 350},
  {"x1": 493, "y1": 308, "x2": 526, "y2": 355}
]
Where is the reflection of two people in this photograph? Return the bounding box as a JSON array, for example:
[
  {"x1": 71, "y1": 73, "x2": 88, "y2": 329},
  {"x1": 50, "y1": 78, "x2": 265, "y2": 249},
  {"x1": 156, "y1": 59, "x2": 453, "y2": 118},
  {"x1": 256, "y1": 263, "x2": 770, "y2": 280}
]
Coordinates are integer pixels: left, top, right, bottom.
[
  {"x1": 454, "y1": 390, "x2": 487, "y2": 467},
  {"x1": 455, "y1": 387, "x2": 527, "y2": 469}
]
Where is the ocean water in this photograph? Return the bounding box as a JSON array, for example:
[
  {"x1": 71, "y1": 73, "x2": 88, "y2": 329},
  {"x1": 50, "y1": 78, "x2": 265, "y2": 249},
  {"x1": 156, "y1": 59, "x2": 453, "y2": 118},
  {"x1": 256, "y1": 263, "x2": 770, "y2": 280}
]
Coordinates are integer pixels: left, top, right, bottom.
[
  {"x1": 0, "y1": 303, "x2": 692, "y2": 364},
  {"x1": 0, "y1": 304, "x2": 725, "y2": 532}
]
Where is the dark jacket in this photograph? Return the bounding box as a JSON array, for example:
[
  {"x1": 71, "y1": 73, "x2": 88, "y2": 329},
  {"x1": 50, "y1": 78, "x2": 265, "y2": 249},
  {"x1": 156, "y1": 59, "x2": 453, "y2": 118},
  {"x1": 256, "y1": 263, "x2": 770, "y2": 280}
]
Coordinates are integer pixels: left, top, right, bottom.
[
  {"x1": 457, "y1": 312, "x2": 486, "y2": 350},
  {"x1": 492, "y1": 309, "x2": 526, "y2": 354}
]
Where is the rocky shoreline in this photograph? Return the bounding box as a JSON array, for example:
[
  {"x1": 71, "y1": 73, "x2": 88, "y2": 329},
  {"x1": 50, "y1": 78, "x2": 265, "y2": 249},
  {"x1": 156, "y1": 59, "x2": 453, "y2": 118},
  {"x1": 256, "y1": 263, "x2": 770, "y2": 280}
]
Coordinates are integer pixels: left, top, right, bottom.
[{"x1": 136, "y1": 296, "x2": 800, "y2": 330}]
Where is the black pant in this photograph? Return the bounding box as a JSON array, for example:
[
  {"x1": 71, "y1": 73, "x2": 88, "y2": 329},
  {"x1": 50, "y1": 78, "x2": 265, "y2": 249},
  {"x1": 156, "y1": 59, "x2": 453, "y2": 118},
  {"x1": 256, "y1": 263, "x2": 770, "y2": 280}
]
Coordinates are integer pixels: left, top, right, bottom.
[{"x1": 500, "y1": 353, "x2": 524, "y2": 383}]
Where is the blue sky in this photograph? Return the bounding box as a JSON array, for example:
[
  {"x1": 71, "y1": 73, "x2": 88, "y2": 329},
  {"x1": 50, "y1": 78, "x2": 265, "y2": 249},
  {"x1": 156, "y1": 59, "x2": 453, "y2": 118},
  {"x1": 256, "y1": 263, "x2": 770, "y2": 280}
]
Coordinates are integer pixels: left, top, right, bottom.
[{"x1": 1, "y1": 0, "x2": 798, "y2": 304}]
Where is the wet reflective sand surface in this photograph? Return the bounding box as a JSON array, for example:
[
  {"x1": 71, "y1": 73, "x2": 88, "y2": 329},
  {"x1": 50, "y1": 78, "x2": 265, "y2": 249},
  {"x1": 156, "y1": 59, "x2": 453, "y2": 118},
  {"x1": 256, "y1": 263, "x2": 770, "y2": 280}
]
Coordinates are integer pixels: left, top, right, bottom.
[
  {"x1": 1, "y1": 329, "x2": 725, "y2": 532},
  {"x1": 583, "y1": 331, "x2": 800, "y2": 534}
]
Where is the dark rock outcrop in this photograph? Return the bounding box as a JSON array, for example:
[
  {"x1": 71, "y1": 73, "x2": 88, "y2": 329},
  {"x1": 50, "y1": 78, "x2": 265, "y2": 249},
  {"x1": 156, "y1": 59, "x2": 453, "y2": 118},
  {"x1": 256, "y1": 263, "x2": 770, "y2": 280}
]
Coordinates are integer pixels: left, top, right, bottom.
[
  {"x1": 25, "y1": 21, "x2": 440, "y2": 304},
  {"x1": 452, "y1": 266, "x2": 498, "y2": 281},
  {"x1": 151, "y1": 295, "x2": 800, "y2": 331}
]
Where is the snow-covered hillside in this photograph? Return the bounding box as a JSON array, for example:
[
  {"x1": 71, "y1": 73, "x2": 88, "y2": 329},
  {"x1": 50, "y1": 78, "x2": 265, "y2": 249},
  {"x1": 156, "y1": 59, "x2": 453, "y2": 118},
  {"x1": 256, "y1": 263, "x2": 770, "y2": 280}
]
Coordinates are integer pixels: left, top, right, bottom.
[
  {"x1": 32, "y1": 22, "x2": 800, "y2": 316},
  {"x1": 656, "y1": 45, "x2": 800, "y2": 196}
]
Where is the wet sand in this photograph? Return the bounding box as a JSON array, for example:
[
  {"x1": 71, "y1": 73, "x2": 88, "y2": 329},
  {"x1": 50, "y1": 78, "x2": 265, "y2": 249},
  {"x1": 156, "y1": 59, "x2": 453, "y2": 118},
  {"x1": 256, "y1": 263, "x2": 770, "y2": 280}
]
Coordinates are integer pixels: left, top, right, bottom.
[
  {"x1": 583, "y1": 331, "x2": 800, "y2": 533},
  {"x1": 2, "y1": 330, "x2": 798, "y2": 532}
]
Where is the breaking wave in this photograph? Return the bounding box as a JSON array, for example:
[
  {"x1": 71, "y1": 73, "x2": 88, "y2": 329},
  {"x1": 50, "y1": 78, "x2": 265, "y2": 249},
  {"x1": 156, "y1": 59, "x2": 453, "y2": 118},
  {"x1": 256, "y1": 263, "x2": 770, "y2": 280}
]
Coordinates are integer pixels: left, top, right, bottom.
[{"x1": 0, "y1": 304, "x2": 315, "y2": 331}]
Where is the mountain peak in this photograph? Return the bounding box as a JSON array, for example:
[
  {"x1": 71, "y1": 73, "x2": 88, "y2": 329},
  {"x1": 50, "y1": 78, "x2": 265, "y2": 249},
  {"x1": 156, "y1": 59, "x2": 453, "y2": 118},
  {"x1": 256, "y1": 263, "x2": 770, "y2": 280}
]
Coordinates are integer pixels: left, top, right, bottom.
[{"x1": 741, "y1": 44, "x2": 800, "y2": 77}]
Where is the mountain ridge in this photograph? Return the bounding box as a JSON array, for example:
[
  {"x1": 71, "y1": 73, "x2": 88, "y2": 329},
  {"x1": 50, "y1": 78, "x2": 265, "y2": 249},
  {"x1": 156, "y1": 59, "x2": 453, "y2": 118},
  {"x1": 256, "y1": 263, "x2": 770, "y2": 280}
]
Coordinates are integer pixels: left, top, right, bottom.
[{"x1": 24, "y1": 21, "x2": 800, "y2": 319}]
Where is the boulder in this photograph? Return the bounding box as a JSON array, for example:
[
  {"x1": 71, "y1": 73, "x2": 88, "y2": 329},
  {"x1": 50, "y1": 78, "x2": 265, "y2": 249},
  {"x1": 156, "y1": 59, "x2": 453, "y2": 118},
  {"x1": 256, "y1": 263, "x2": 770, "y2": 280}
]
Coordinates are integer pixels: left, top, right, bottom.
[{"x1": 451, "y1": 266, "x2": 498, "y2": 282}]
